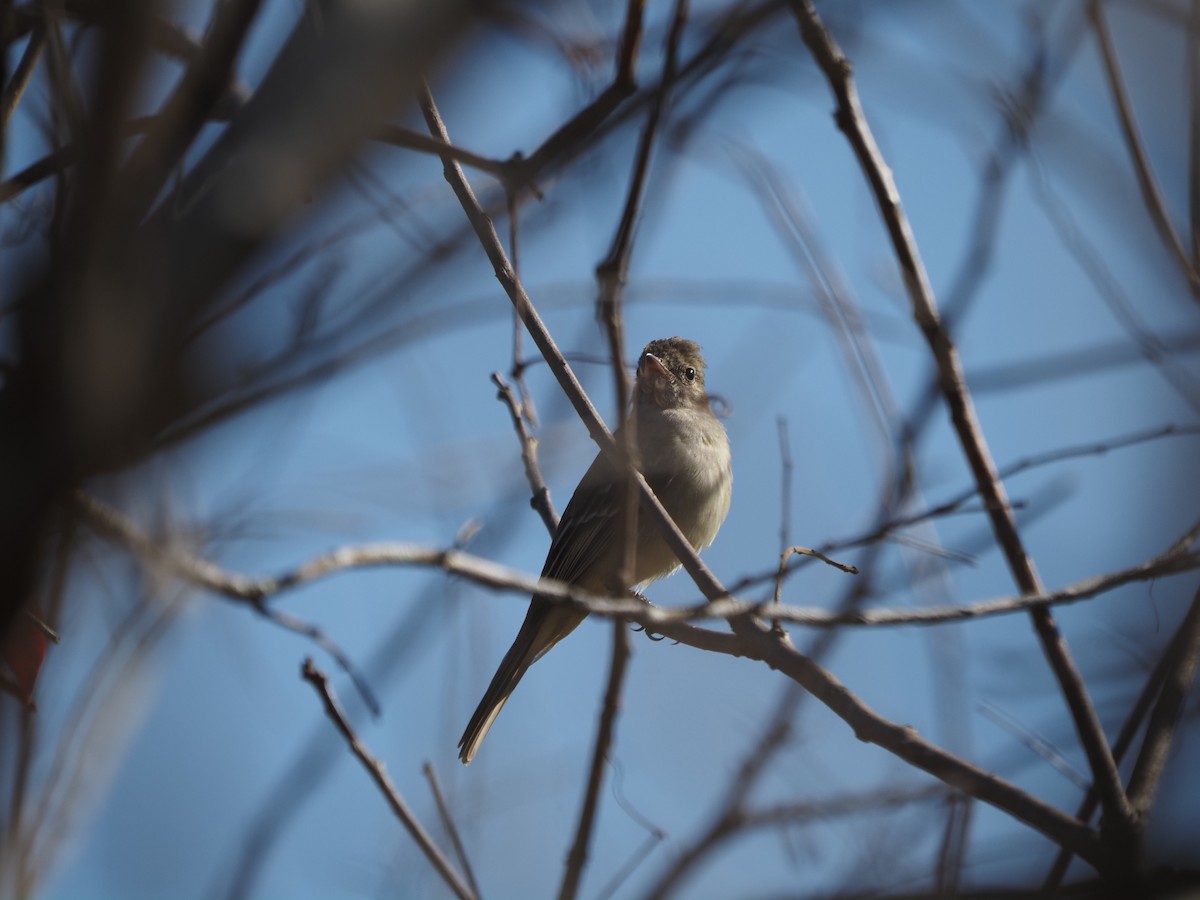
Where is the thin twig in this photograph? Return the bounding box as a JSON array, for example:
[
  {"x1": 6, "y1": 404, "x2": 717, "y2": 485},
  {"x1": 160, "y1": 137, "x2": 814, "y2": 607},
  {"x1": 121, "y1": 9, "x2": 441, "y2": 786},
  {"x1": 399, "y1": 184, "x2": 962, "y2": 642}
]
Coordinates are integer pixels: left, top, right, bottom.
[
  {"x1": 1043, "y1": 611, "x2": 1194, "y2": 888},
  {"x1": 2, "y1": 21, "x2": 44, "y2": 127},
  {"x1": 977, "y1": 702, "x2": 1090, "y2": 790},
  {"x1": 1126, "y1": 584, "x2": 1200, "y2": 816},
  {"x1": 772, "y1": 417, "x2": 794, "y2": 629},
  {"x1": 782, "y1": 546, "x2": 857, "y2": 579},
  {"x1": 255, "y1": 603, "x2": 380, "y2": 716},
  {"x1": 300, "y1": 660, "x2": 475, "y2": 900},
  {"x1": 1027, "y1": 153, "x2": 1200, "y2": 414},
  {"x1": 743, "y1": 422, "x2": 1200, "y2": 598},
  {"x1": 741, "y1": 782, "x2": 951, "y2": 830},
  {"x1": 504, "y1": 185, "x2": 539, "y2": 430},
  {"x1": 1088, "y1": 0, "x2": 1200, "y2": 298},
  {"x1": 698, "y1": 616, "x2": 1104, "y2": 867},
  {"x1": 517, "y1": 0, "x2": 647, "y2": 183},
  {"x1": 375, "y1": 124, "x2": 508, "y2": 177},
  {"x1": 72, "y1": 489, "x2": 1200, "y2": 633},
  {"x1": 491, "y1": 373, "x2": 557, "y2": 533},
  {"x1": 73, "y1": 491, "x2": 380, "y2": 714},
  {"x1": 422, "y1": 762, "x2": 482, "y2": 900},
  {"x1": 1189, "y1": 0, "x2": 1200, "y2": 265},
  {"x1": 776, "y1": 417, "x2": 793, "y2": 560}
]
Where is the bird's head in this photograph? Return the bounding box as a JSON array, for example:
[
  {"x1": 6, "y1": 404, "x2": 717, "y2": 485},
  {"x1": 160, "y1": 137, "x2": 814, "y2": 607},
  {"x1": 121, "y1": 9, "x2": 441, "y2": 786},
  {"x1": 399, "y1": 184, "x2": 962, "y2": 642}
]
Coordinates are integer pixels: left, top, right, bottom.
[{"x1": 635, "y1": 337, "x2": 710, "y2": 411}]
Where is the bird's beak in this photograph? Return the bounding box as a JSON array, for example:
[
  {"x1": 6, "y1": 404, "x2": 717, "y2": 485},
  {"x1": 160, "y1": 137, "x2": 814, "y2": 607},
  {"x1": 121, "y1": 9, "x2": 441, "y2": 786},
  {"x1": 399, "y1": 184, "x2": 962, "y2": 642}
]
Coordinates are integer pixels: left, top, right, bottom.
[
  {"x1": 637, "y1": 353, "x2": 672, "y2": 393},
  {"x1": 637, "y1": 353, "x2": 675, "y2": 407},
  {"x1": 638, "y1": 353, "x2": 671, "y2": 382}
]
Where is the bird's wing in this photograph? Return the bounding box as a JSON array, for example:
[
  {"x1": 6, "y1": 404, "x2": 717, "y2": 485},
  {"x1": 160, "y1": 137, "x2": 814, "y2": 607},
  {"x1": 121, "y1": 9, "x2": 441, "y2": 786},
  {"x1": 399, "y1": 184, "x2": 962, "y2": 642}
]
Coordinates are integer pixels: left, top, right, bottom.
[
  {"x1": 540, "y1": 449, "x2": 620, "y2": 584},
  {"x1": 540, "y1": 446, "x2": 681, "y2": 586}
]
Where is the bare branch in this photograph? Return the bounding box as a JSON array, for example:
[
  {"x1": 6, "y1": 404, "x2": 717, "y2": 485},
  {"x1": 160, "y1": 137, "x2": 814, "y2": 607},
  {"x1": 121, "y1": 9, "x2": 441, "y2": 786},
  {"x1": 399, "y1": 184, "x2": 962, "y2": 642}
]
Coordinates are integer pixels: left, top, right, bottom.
[
  {"x1": 300, "y1": 660, "x2": 476, "y2": 900},
  {"x1": 789, "y1": 0, "x2": 1135, "y2": 846},
  {"x1": 516, "y1": 0, "x2": 646, "y2": 185},
  {"x1": 74, "y1": 490, "x2": 1200, "y2": 635},
  {"x1": 696, "y1": 617, "x2": 1104, "y2": 867},
  {"x1": 1044, "y1": 606, "x2": 1199, "y2": 888},
  {"x1": 2, "y1": 21, "x2": 44, "y2": 127},
  {"x1": 116, "y1": 0, "x2": 265, "y2": 224},
  {"x1": 374, "y1": 124, "x2": 509, "y2": 178},
  {"x1": 71, "y1": 492, "x2": 1156, "y2": 866},
  {"x1": 422, "y1": 763, "x2": 482, "y2": 900},
  {"x1": 593, "y1": 0, "x2": 672, "y2": 589},
  {"x1": 1126, "y1": 584, "x2": 1200, "y2": 815},
  {"x1": 73, "y1": 491, "x2": 379, "y2": 713},
  {"x1": 558, "y1": 619, "x2": 632, "y2": 900},
  {"x1": 1190, "y1": 0, "x2": 1200, "y2": 265},
  {"x1": 492, "y1": 372, "x2": 558, "y2": 533},
  {"x1": 1088, "y1": 0, "x2": 1200, "y2": 298}
]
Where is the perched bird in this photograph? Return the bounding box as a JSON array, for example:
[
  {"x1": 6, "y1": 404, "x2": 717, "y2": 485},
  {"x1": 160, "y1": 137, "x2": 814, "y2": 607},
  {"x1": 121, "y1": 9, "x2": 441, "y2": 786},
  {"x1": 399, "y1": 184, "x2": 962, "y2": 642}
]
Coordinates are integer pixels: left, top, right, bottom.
[{"x1": 458, "y1": 337, "x2": 732, "y2": 764}]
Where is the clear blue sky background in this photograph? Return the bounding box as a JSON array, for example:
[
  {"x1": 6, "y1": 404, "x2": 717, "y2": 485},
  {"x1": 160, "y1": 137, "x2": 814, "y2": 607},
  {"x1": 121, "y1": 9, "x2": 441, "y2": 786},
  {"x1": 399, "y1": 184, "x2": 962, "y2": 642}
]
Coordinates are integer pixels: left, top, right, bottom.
[{"x1": 4, "y1": 1, "x2": 1197, "y2": 897}]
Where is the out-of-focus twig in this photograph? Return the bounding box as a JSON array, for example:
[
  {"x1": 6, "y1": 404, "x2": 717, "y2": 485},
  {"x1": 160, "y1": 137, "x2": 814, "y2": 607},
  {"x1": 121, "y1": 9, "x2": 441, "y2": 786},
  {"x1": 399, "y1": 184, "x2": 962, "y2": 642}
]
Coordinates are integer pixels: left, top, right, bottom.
[
  {"x1": 2, "y1": 21, "x2": 44, "y2": 127},
  {"x1": 73, "y1": 491, "x2": 380, "y2": 715},
  {"x1": 1028, "y1": 154, "x2": 1200, "y2": 414},
  {"x1": 116, "y1": 0, "x2": 264, "y2": 224},
  {"x1": 746, "y1": 422, "x2": 1200, "y2": 598},
  {"x1": 643, "y1": 686, "x2": 800, "y2": 900},
  {"x1": 1088, "y1": 0, "x2": 1200, "y2": 299},
  {"x1": 1189, "y1": 0, "x2": 1200, "y2": 265},
  {"x1": 514, "y1": 0, "x2": 647, "y2": 187}
]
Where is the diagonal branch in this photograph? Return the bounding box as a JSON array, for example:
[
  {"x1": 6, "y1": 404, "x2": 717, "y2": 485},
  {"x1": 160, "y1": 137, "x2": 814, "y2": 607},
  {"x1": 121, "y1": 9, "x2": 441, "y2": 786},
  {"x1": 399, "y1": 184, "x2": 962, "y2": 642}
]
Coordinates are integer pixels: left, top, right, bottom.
[
  {"x1": 2, "y1": 20, "x2": 44, "y2": 127},
  {"x1": 416, "y1": 79, "x2": 730, "y2": 610},
  {"x1": 693, "y1": 616, "x2": 1104, "y2": 867},
  {"x1": 1190, "y1": 0, "x2": 1200, "y2": 265},
  {"x1": 116, "y1": 0, "x2": 264, "y2": 223},
  {"x1": 1126, "y1": 584, "x2": 1200, "y2": 815},
  {"x1": 1044, "y1": 606, "x2": 1200, "y2": 888},
  {"x1": 788, "y1": 0, "x2": 1136, "y2": 850},
  {"x1": 492, "y1": 372, "x2": 558, "y2": 533},
  {"x1": 422, "y1": 763, "x2": 482, "y2": 900},
  {"x1": 1088, "y1": 0, "x2": 1200, "y2": 299},
  {"x1": 301, "y1": 660, "x2": 476, "y2": 900}
]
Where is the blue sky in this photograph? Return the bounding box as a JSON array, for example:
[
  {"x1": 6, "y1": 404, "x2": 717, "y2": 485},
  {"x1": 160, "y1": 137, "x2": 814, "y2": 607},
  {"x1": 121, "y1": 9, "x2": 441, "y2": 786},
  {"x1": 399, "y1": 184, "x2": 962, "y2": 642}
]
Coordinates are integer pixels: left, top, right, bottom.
[{"x1": 3, "y1": 1, "x2": 1198, "y2": 897}]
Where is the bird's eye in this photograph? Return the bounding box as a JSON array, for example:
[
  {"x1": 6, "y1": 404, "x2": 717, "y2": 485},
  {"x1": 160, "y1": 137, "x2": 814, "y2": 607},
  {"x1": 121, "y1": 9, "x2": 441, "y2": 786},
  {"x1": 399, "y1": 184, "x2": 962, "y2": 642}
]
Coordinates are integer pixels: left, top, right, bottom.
[{"x1": 684, "y1": 367, "x2": 696, "y2": 382}]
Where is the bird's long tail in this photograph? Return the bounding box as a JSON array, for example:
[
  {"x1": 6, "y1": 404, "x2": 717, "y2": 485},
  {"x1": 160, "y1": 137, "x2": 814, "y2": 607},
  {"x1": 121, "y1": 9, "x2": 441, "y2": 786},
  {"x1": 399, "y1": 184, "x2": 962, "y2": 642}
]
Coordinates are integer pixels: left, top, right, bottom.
[{"x1": 458, "y1": 600, "x2": 583, "y2": 764}]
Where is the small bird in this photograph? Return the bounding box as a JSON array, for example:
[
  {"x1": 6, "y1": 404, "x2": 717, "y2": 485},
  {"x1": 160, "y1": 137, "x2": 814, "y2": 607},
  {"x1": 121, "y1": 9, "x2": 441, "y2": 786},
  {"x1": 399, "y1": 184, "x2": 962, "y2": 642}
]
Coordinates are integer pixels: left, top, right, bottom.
[{"x1": 458, "y1": 337, "x2": 732, "y2": 764}]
